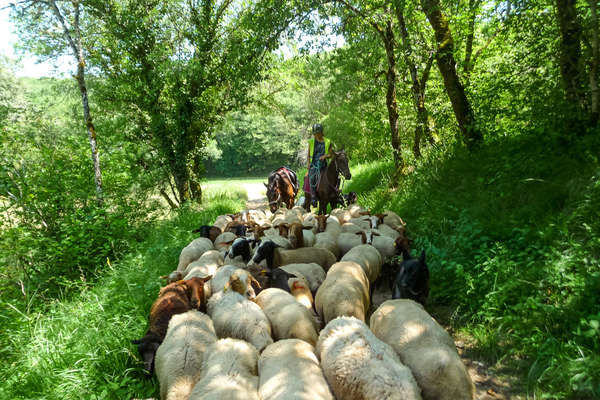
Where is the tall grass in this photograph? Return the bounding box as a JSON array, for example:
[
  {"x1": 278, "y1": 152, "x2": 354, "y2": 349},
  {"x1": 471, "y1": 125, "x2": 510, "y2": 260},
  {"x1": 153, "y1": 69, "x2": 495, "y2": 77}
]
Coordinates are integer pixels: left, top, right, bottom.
[
  {"x1": 346, "y1": 133, "x2": 600, "y2": 399},
  {"x1": 0, "y1": 196, "x2": 245, "y2": 400}
]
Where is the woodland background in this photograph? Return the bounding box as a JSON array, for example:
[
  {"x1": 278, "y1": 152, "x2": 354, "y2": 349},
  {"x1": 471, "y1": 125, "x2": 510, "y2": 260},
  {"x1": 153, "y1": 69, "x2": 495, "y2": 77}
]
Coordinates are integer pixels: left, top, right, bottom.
[{"x1": 0, "y1": 0, "x2": 599, "y2": 399}]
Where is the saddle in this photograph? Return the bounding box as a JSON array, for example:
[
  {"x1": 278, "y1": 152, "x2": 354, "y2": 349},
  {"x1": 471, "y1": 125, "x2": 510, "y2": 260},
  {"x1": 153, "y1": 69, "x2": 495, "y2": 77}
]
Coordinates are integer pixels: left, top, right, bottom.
[{"x1": 273, "y1": 167, "x2": 298, "y2": 194}]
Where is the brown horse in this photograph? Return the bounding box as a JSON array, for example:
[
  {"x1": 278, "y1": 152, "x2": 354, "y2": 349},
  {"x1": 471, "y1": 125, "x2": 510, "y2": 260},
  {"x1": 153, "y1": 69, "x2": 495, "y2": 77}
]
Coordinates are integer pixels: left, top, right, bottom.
[
  {"x1": 304, "y1": 150, "x2": 352, "y2": 215},
  {"x1": 265, "y1": 167, "x2": 299, "y2": 213}
]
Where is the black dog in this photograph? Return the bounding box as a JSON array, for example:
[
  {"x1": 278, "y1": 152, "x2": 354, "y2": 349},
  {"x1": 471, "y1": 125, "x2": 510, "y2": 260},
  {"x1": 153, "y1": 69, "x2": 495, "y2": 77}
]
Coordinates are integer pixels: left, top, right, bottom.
[{"x1": 391, "y1": 250, "x2": 429, "y2": 306}]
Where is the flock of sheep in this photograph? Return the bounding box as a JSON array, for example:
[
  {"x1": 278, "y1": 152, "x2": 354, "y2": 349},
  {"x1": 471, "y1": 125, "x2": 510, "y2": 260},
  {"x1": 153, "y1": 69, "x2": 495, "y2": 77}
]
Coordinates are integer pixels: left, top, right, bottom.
[{"x1": 133, "y1": 203, "x2": 475, "y2": 400}]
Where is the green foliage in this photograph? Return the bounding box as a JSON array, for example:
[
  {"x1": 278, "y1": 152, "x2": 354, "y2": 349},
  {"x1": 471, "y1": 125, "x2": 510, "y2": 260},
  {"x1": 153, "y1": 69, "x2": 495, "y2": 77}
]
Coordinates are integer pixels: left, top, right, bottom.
[
  {"x1": 348, "y1": 132, "x2": 600, "y2": 399},
  {"x1": 0, "y1": 199, "x2": 244, "y2": 400}
]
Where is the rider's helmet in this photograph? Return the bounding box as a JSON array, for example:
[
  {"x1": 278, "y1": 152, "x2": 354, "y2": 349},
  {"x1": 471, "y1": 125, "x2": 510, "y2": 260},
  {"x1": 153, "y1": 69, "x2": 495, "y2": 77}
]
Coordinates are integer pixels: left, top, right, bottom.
[{"x1": 312, "y1": 123, "x2": 323, "y2": 135}]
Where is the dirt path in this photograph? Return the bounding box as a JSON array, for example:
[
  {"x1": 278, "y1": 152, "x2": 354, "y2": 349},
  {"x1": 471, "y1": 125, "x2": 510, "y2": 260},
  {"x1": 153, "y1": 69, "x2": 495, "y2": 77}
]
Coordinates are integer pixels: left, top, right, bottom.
[{"x1": 242, "y1": 184, "x2": 521, "y2": 400}]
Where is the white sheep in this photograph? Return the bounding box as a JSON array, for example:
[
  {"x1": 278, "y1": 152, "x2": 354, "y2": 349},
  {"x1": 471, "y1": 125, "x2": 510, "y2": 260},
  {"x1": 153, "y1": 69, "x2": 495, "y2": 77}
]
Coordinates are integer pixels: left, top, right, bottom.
[
  {"x1": 336, "y1": 231, "x2": 368, "y2": 257},
  {"x1": 210, "y1": 265, "x2": 259, "y2": 299},
  {"x1": 314, "y1": 231, "x2": 340, "y2": 259},
  {"x1": 213, "y1": 231, "x2": 238, "y2": 253},
  {"x1": 279, "y1": 263, "x2": 326, "y2": 293},
  {"x1": 382, "y1": 210, "x2": 406, "y2": 231},
  {"x1": 316, "y1": 316, "x2": 422, "y2": 400},
  {"x1": 288, "y1": 275, "x2": 313, "y2": 309},
  {"x1": 254, "y1": 288, "x2": 319, "y2": 346},
  {"x1": 177, "y1": 237, "x2": 214, "y2": 272},
  {"x1": 348, "y1": 216, "x2": 372, "y2": 231},
  {"x1": 213, "y1": 214, "x2": 233, "y2": 232},
  {"x1": 348, "y1": 204, "x2": 369, "y2": 218},
  {"x1": 370, "y1": 299, "x2": 475, "y2": 400},
  {"x1": 341, "y1": 221, "x2": 363, "y2": 234},
  {"x1": 155, "y1": 310, "x2": 217, "y2": 400},
  {"x1": 207, "y1": 289, "x2": 273, "y2": 352},
  {"x1": 258, "y1": 339, "x2": 334, "y2": 400},
  {"x1": 302, "y1": 228, "x2": 316, "y2": 247},
  {"x1": 324, "y1": 215, "x2": 342, "y2": 237},
  {"x1": 184, "y1": 249, "x2": 223, "y2": 274},
  {"x1": 330, "y1": 207, "x2": 351, "y2": 223},
  {"x1": 314, "y1": 261, "x2": 370, "y2": 324},
  {"x1": 250, "y1": 241, "x2": 337, "y2": 271},
  {"x1": 340, "y1": 243, "x2": 382, "y2": 284},
  {"x1": 189, "y1": 338, "x2": 260, "y2": 400},
  {"x1": 376, "y1": 223, "x2": 402, "y2": 240}
]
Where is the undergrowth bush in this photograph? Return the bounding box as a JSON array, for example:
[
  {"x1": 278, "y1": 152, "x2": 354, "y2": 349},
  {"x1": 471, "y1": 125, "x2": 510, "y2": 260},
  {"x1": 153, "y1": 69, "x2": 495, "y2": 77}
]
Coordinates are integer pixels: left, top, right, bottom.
[
  {"x1": 0, "y1": 198, "x2": 244, "y2": 400},
  {"x1": 346, "y1": 132, "x2": 600, "y2": 399}
]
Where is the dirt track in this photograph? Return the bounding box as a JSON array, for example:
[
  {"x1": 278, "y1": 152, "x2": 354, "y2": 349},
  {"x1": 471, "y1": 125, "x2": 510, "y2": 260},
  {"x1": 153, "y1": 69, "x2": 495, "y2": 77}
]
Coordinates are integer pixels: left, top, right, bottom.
[{"x1": 242, "y1": 183, "x2": 521, "y2": 400}]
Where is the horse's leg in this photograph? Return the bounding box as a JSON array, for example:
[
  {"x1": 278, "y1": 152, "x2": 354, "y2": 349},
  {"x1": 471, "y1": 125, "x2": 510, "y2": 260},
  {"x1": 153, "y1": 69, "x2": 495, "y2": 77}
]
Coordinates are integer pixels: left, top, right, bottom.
[{"x1": 304, "y1": 192, "x2": 311, "y2": 212}]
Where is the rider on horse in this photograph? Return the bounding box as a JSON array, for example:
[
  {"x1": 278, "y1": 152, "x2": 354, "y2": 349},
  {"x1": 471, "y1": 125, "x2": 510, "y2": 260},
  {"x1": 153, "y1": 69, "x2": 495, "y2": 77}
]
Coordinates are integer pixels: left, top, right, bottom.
[{"x1": 306, "y1": 123, "x2": 333, "y2": 207}]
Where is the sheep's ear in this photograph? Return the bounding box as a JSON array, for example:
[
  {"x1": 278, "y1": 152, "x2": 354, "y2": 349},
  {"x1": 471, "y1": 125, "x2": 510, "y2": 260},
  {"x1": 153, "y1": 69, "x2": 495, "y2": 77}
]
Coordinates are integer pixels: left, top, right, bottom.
[
  {"x1": 201, "y1": 275, "x2": 212, "y2": 283},
  {"x1": 420, "y1": 250, "x2": 426, "y2": 263},
  {"x1": 264, "y1": 182, "x2": 268, "y2": 188},
  {"x1": 372, "y1": 231, "x2": 381, "y2": 236},
  {"x1": 131, "y1": 339, "x2": 142, "y2": 345},
  {"x1": 159, "y1": 275, "x2": 167, "y2": 280},
  {"x1": 302, "y1": 226, "x2": 312, "y2": 230},
  {"x1": 355, "y1": 231, "x2": 363, "y2": 235},
  {"x1": 250, "y1": 275, "x2": 262, "y2": 289}
]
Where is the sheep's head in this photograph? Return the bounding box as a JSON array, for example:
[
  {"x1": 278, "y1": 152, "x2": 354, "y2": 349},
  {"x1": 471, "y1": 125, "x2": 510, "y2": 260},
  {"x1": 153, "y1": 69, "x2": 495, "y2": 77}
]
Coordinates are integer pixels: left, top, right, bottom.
[
  {"x1": 184, "y1": 276, "x2": 212, "y2": 311},
  {"x1": 132, "y1": 332, "x2": 161, "y2": 374}
]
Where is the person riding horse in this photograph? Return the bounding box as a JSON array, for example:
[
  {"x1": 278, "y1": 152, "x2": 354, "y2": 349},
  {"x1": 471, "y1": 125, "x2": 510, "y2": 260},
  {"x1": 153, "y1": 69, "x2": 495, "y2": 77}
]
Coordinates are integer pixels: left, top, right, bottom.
[{"x1": 306, "y1": 123, "x2": 333, "y2": 207}]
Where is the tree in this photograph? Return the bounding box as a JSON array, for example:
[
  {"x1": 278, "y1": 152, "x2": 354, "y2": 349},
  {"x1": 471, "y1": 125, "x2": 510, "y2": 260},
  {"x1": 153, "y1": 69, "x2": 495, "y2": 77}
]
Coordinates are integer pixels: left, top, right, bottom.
[
  {"x1": 335, "y1": 0, "x2": 405, "y2": 176},
  {"x1": 420, "y1": 0, "x2": 483, "y2": 148},
  {"x1": 10, "y1": 0, "x2": 104, "y2": 204},
  {"x1": 89, "y1": 0, "x2": 316, "y2": 206}
]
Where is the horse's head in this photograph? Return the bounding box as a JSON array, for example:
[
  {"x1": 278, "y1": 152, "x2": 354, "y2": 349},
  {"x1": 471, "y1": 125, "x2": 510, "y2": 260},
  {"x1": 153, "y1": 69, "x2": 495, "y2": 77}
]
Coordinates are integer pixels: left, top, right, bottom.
[
  {"x1": 264, "y1": 182, "x2": 281, "y2": 213},
  {"x1": 332, "y1": 149, "x2": 351, "y2": 180}
]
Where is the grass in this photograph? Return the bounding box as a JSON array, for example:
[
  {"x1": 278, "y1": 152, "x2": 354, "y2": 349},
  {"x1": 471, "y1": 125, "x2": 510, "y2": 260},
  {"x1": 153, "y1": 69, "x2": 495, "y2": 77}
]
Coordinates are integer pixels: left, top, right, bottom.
[
  {"x1": 345, "y1": 132, "x2": 600, "y2": 399},
  {"x1": 0, "y1": 193, "x2": 246, "y2": 399}
]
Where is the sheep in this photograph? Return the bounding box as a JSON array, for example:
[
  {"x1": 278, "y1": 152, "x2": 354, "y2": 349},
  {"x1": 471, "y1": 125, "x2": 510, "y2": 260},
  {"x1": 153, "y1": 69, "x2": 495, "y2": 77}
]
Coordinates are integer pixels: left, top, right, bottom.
[
  {"x1": 302, "y1": 228, "x2": 316, "y2": 247},
  {"x1": 324, "y1": 215, "x2": 342, "y2": 237},
  {"x1": 132, "y1": 277, "x2": 211, "y2": 373},
  {"x1": 279, "y1": 263, "x2": 326, "y2": 293},
  {"x1": 213, "y1": 214, "x2": 233, "y2": 231},
  {"x1": 207, "y1": 283, "x2": 273, "y2": 352},
  {"x1": 391, "y1": 250, "x2": 430, "y2": 305},
  {"x1": 336, "y1": 231, "x2": 370, "y2": 257},
  {"x1": 330, "y1": 208, "x2": 351, "y2": 224},
  {"x1": 254, "y1": 288, "x2": 319, "y2": 346},
  {"x1": 250, "y1": 224, "x2": 280, "y2": 240},
  {"x1": 189, "y1": 338, "x2": 260, "y2": 400},
  {"x1": 314, "y1": 261, "x2": 370, "y2": 324},
  {"x1": 302, "y1": 212, "x2": 319, "y2": 233},
  {"x1": 155, "y1": 310, "x2": 217, "y2": 400},
  {"x1": 341, "y1": 221, "x2": 363, "y2": 234},
  {"x1": 317, "y1": 316, "x2": 422, "y2": 400},
  {"x1": 258, "y1": 339, "x2": 334, "y2": 400},
  {"x1": 250, "y1": 241, "x2": 336, "y2": 271},
  {"x1": 348, "y1": 216, "x2": 372, "y2": 231},
  {"x1": 210, "y1": 265, "x2": 260, "y2": 299},
  {"x1": 282, "y1": 222, "x2": 310, "y2": 249},
  {"x1": 192, "y1": 225, "x2": 222, "y2": 242},
  {"x1": 213, "y1": 231, "x2": 238, "y2": 253},
  {"x1": 264, "y1": 268, "x2": 296, "y2": 292},
  {"x1": 382, "y1": 210, "x2": 406, "y2": 231},
  {"x1": 288, "y1": 275, "x2": 313, "y2": 309},
  {"x1": 370, "y1": 299, "x2": 474, "y2": 400},
  {"x1": 224, "y1": 220, "x2": 248, "y2": 237},
  {"x1": 314, "y1": 231, "x2": 340, "y2": 259},
  {"x1": 177, "y1": 237, "x2": 214, "y2": 272},
  {"x1": 348, "y1": 204, "x2": 368, "y2": 218},
  {"x1": 184, "y1": 249, "x2": 224, "y2": 276},
  {"x1": 376, "y1": 223, "x2": 402, "y2": 240},
  {"x1": 340, "y1": 243, "x2": 383, "y2": 284}
]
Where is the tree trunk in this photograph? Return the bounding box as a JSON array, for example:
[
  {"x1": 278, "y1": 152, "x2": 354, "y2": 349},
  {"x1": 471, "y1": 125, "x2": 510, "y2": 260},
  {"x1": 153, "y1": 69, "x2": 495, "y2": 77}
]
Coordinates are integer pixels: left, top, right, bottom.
[
  {"x1": 420, "y1": 0, "x2": 483, "y2": 149},
  {"x1": 394, "y1": 3, "x2": 434, "y2": 158},
  {"x1": 588, "y1": 0, "x2": 599, "y2": 124},
  {"x1": 380, "y1": 19, "x2": 403, "y2": 176},
  {"x1": 49, "y1": 0, "x2": 103, "y2": 204},
  {"x1": 556, "y1": 0, "x2": 586, "y2": 113}
]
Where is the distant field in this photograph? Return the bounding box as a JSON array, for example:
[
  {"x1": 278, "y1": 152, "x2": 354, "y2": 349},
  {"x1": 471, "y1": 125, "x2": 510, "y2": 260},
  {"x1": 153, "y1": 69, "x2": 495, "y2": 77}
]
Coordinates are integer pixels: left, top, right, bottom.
[{"x1": 202, "y1": 176, "x2": 265, "y2": 188}]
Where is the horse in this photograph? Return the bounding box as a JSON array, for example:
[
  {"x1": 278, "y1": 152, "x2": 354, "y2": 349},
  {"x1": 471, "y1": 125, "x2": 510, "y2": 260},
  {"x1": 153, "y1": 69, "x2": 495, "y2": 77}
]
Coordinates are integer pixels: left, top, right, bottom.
[
  {"x1": 264, "y1": 167, "x2": 299, "y2": 213},
  {"x1": 304, "y1": 149, "x2": 352, "y2": 215}
]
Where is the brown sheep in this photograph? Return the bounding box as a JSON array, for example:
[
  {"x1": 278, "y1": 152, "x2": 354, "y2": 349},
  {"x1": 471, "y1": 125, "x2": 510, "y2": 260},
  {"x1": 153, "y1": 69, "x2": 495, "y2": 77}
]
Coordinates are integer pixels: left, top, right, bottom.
[{"x1": 132, "y1": 276, "x2": 212, "y2": 374}]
